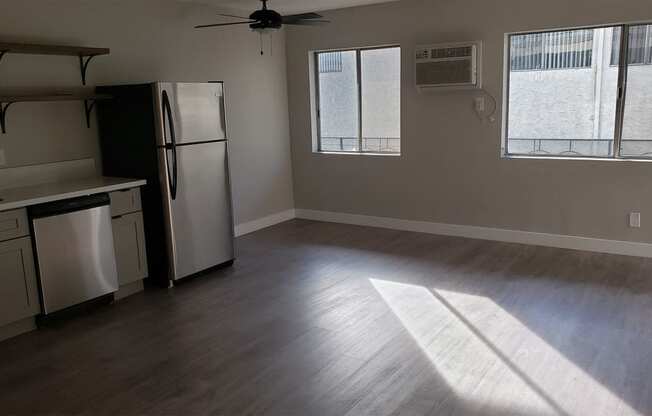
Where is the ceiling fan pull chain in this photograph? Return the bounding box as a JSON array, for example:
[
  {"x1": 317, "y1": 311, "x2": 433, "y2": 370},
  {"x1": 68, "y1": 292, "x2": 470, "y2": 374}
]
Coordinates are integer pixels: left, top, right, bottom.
[
  {"x1": 270, "y1": 32, "x2": 273, "y2": 56},
  {"x1": 260, "y1": 32, "x2": 264, "y2": 55}
]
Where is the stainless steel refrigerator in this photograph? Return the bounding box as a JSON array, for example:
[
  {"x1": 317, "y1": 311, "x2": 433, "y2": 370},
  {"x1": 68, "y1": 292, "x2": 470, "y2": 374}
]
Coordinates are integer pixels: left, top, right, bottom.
[{"x1": 97, "y1": 82, "x2": 235, "y2": 286}]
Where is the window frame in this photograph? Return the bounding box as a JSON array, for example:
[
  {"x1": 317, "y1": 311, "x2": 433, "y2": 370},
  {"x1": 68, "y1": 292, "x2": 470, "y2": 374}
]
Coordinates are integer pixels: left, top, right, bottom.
[
  {"x1": 502, "y1": 22, "x2": 652, "y2": 161},
  {"x1": 313, "y1": 45, "x2": 401, "y2": 155}
]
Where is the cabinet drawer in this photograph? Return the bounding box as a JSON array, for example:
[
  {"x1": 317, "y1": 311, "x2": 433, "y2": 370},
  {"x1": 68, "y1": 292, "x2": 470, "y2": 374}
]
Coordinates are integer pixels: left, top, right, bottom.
[
  {"x1": 0, "y1": 237, "x2": 40, "y2": 327},
  {"x1": 0, "y1": 209, "x2": 29, "y2": 242},
  {"x1": 109, "y1": 188, "x2": 142, "y2": 217},
  {"x1": 112, "y1": 212, "x2": 148, "y2": 286}
]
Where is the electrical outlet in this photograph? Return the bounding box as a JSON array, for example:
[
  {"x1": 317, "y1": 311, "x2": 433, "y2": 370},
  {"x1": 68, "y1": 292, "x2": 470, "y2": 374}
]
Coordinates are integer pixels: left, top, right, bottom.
[
  {"x1": 0, "y1": 149, "x2": 6, "y2": 167},
  {"x1": 629, "y1": 212, "x2": 641, "y2": 228}
]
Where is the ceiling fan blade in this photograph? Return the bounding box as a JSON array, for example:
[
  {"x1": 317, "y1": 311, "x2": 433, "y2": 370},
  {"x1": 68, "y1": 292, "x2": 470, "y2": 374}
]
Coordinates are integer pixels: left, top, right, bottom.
[
  {"x1": 195, "y1": 21, "x2": 257, "y2": 28},
  {"x1": 283, "y1": 20, "x2": 330, "y2": 26},
  {"x1": 217, "y1": 13, "x2": 251, "y2": 19},
  {"x1": 282, "y1": 12, "x2": 324, "y2": 22}
]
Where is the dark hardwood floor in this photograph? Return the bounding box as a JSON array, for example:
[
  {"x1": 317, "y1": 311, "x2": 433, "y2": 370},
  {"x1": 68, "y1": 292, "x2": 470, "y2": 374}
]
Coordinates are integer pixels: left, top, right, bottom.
[{"x1": 1, "y1": 219, "x2": 651, "y2": 415}]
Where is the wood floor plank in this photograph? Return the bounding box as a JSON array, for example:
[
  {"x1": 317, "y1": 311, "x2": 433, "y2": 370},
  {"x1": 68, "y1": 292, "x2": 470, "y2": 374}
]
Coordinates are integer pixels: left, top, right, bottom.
[{"x1": 0, "y1": 219, "x2": 651, "y2": 415}]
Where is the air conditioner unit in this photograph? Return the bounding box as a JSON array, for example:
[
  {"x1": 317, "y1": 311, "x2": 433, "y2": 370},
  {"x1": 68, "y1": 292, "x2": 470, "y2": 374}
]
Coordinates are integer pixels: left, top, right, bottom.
[{"x1": 415, "y1": 41, "x2": 482, "y2": 91}]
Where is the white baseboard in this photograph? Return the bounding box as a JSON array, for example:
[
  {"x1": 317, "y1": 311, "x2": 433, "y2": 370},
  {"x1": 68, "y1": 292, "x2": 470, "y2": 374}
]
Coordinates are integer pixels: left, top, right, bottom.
[
  {"x1": 0, "y1": 317, "x2": 36, "y2": 343},
  {"x1": 235, "y1": 209, "x2": 297, "y2": 237},
  {"x1": 295, "y1": 209, "x2": 652, "y2": 258}
]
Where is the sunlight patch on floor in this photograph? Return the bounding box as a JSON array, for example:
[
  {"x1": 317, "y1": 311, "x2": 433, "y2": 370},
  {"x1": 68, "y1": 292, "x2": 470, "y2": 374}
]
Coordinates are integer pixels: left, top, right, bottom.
[{"x1": 369, "y1": 278, "x2": 637, "y2": 416}]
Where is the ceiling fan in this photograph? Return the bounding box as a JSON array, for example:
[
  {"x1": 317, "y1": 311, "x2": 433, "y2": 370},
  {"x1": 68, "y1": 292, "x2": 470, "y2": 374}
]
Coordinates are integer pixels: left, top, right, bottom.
[{"x1": 194, "y1": 0, "x2": 330, "y2": 32}]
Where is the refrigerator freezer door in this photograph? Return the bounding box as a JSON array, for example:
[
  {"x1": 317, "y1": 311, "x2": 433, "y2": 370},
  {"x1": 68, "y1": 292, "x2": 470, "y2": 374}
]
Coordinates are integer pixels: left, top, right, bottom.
[
  {"x1": 155, "y1": 82, "x2": 227, "y2": 146},
  {"x1": 158, "y1": 141, "x2": 234, "y2": 280}
]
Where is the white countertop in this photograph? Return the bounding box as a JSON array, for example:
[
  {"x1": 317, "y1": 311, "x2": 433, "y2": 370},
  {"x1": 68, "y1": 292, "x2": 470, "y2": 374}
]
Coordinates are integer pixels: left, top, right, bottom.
[{"x1": 0, "y1": 177, "x2": 147, "y2": 212}]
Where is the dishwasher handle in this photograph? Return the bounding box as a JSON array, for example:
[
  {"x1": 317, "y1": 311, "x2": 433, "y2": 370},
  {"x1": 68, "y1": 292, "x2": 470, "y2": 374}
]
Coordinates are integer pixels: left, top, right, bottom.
[{"x1": 29, "y1": 193, "x2": 111, "y2": 219}]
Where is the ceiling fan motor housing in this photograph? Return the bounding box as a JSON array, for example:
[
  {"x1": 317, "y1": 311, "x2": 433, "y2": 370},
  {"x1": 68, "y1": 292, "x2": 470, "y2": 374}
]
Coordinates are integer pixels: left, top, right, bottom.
[
  {"x1": 193, "y1": 0, "x2": 328, "y2": 31},
  {"x1": 249, "y1": 9, "x2": 283, "y2": 29}
]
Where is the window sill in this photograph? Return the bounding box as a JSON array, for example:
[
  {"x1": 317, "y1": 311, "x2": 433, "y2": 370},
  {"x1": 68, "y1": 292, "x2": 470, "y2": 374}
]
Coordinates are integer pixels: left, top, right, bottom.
[
  {"x1": 315, "y1": 151, "x2": 401, "y2": 157},
  {"x1": 501, "y1": 154, "x2": 652, "y2": 163}
]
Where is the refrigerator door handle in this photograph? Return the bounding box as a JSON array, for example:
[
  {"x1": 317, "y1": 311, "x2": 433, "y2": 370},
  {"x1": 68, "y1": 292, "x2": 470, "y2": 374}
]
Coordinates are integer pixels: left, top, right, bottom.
[
  {"x1": 162, "y1": 90, "x2": 178, "y2": 200},
  {"x1": 219, "y1": 94, "x2": 227, "y2": 137}
]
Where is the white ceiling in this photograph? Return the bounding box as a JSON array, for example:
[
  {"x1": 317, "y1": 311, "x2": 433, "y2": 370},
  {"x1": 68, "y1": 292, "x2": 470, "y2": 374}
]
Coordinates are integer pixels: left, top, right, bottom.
[{"x1": 183, "y1": 0, "x2": 398, "y2": 14}]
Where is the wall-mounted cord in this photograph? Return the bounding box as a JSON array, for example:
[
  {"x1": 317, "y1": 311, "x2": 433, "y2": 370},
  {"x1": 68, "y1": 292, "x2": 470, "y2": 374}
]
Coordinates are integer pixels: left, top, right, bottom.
[
  {"x1": 481, "y1": 88, "x2": 497, "y2": 120},
  {"x1": 475, "y1": 88, "x2": 498, "y2": 122}
]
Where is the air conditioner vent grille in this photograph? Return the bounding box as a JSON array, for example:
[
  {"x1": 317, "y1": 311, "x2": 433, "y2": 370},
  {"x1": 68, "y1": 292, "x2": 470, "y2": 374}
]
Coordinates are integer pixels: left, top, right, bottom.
[
  {"x1": 430, "y1": 46, "x2": 473, "y2": 59},
  {"x1": 415, "y1": 41, "x2": 482, "y2": 90},
  {"x1": 416, "y1": 50, "x2": 429, "y2": 60},
  {"x1": 416, "y1": 60, "x2": 473, "y2": 85}
]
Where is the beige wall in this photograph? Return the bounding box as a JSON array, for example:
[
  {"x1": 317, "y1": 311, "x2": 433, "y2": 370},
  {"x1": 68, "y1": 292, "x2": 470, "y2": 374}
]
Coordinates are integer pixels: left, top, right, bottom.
[
  {"x1": 0, "y1": 0, "x2": 294, "y2": 225},
  {"x1": 286, "y1": 0, "x2": 652, "y2": 242}
]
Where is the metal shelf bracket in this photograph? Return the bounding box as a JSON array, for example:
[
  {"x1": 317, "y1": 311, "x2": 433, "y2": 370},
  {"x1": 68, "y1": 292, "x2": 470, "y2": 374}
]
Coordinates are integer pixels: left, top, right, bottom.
[
  {"x1": 78, "y1": 55, "x2": 97, "y2": 86},
  {"x1": 84, "y1": 99, "x2": 97, "y2": 128},
  {"x1": 0, "y1": 102, "x2": 14, "y2": 134}
]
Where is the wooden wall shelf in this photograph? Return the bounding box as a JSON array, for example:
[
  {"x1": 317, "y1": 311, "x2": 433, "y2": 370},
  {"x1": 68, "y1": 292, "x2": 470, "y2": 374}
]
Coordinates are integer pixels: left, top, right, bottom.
[
  {"x1": 0, "y1": 42, "x2": 110, "y2": 85},
  {"x1": 0, "y1": 41, "x2": 111, "y2": 133},
  {"x1": 0, "y1": 43, "x2": 109, "y2": 57},
  {"x1": 0, "y1": 92, "x2": 112, "y2": 133},
  {"x1": 0, "y1": 92, "x2": 111, "y2": 102}
]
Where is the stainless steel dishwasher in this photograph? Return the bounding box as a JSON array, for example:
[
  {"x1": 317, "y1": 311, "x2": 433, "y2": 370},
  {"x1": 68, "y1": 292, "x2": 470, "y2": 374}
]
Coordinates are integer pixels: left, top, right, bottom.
[{"x1": 29, "y1": 193, "x2": 118, "y2": 315}]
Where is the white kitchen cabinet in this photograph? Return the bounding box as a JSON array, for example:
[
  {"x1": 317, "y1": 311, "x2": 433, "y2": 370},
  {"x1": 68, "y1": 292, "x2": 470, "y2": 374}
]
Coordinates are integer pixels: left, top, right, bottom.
[
  {"x1": 112, "y1": 212, "x2": 148, "y2": 286},
  {"x1": 109, "y1": 188, "x2": 142, "y2": 218},
  {"x1": 109, "y1": 188, "x2": 148, "y2": 290},
  {"x1": 0, "y1": 208, "x2": 29, "y2": 241},
  {"x1": 0, "y1": 237, "x2": 40, "y2": 327}
]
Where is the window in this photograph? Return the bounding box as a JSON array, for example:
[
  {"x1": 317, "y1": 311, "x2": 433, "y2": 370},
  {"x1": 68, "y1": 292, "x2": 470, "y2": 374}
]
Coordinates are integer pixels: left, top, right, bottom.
[
  {"x1": 314, "y1": 46, "x2": 401, "y2": 154},
  {"x1": 504, "y1": 23, "x2": 652, "y2": 159},
  {"x1": 319, "y1": 52, "x2": 343, "y2": 73},
  {"x1": 611, "y1": 25, "x2": 652, "y2": 65},
  {"x1": 511, "y1": 29, "x2": 594, "y2": 71}
]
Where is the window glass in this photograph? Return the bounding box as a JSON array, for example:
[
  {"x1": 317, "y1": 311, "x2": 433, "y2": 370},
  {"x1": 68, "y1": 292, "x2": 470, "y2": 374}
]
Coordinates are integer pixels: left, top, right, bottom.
[
  {"x1": 317, "y1": 50, "x2": 359, "y2": 152},
  {"x1": 361, "y1": 47, "x2": 401, "y2": 153},
  {"x1": 506, "y1": 27, "x2": 620, "y2": 157},
  {"x1": 611, "y1": 25, "x2": 652, "y2": 65},
  {"x1": 316, "y1": 47, "x2": 401, "y2": 154},
  {"x1": 620, "y1": 24, "x2": 652, "y2": 157},
  {"x1": 511, "y1": 30, "x2": 593, "y2": 71}
]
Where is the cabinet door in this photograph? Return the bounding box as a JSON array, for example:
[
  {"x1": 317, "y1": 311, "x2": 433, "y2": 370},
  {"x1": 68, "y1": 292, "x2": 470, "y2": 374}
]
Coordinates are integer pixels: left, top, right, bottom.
[
  {"x1": 0, "y1": 237, "x2": 40, "y2": 327},
  {"x1": 112, "y1": 212, "x2": 148, "y2": 286},
  {"x1": 109, "y1": 188, "x2": 142, "y2": 218},
  {"x1": 0, "y1": 208, "x2": 29, "y2": 241}
]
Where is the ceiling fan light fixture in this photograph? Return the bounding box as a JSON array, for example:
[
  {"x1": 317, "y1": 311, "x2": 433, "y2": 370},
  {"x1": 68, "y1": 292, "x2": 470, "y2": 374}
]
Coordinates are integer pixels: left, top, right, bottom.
[{"x1": 251, "y1": 27, "x2": 280, "y2": 34}]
